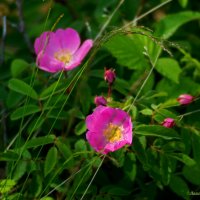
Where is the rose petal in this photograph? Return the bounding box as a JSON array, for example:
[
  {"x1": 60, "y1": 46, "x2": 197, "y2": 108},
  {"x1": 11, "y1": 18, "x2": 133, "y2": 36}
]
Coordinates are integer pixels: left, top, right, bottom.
[
  {"x1": 37, "y1": 52, "x2": 64, "y2": 73},
  {"x1": 86, "y1": 131, "x2": 106, "y2": 153},
  {"x1": 34, "y1": 31, "x2": 52, "y2": 54},
  {"x1": 55, "y1": 28, "x2": 81, "y2": 53},
  {"x1": 73, "y1": 39, "x2": 93, "y2": 62},
  {"x1": 44, "y1": 32, "x2": 62, "y2": 56}
]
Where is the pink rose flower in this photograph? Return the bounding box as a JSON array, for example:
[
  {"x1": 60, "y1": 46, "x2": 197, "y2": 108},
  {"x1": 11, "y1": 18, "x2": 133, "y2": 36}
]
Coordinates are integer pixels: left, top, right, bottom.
[
  {"x1": 94, "y1": 96, "x2": 107, "y2": 106},
  {"x1": 34, "y1": 28, "x2": 93, "y2": 73},
  {"x1": 86, "y1": 106, "x2": 132, "y2": 154},
  {"x1": 162, "y1": 118, "x2": 175, "y2": 128},
  {"x1": 177, "y1": 94, "x2": 194, "y2": 105},
  {"x1": 104, "y1": 68, "x2": 116, "y2": 85}
]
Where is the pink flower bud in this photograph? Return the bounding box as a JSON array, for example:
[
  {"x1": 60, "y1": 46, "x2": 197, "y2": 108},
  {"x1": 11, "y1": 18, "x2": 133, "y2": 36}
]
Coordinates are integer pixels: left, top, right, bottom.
[
  {"x1": 177, "y1": 94, "x2": 194, "y2": 105},
  {"x1": 94, "y1": 96, "x2": 107, "y2": 106},
  {"x1": 162, "y1": 118, "x2": 175, "y2": 128},
  {"x1": 104, "y1": 68, "x2": 116, "y2": 85}
]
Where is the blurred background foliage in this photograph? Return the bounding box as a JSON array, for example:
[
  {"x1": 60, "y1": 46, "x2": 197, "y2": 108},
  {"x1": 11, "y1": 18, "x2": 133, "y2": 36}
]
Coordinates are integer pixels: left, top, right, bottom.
[{"x1": 0, "y1": 0, "x2": 200, "y2": 199}]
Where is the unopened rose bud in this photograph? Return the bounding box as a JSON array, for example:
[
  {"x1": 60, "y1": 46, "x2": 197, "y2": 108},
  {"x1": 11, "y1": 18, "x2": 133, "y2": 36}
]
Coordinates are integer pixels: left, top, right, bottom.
[
  {"x1": 104, "y1": 68, "x2": 116, "y2": 85},
  {"x1": 177, "y1": 94, "x2": 194, "y2": 105},
  {"x1": 162, "y1": 118, "x2": 175, "y2": 128},
  {"x1": 94, "y1": 96, "x2": 107, "y2": 106}
]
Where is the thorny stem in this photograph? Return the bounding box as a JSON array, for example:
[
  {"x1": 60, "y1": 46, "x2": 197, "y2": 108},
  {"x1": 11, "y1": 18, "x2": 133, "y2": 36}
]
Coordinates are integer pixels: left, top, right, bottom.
[{"x1": 16, "y1": 0, "x2": 33, "y2": 51}]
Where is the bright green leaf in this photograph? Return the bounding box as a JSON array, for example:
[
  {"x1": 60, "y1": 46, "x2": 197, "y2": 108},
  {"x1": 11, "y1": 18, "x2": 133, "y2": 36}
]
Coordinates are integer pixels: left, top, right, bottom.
[
  {"x1": 140, "y1": 108, "x2": 153, "y2": 116},
  {"x1": 0, "y1": 179, "x2": 16, "y2": 194},
  {"x1": 156, "y1": 58, "x2": 182, "y2": 83},
  {"x1": 135, "y1": 125, "x2": 180, "y2": 140},
  {"x1": 11, "y1": 59, "x2": 29, "y2": 77},
  {"x1": 104, "y1": 34, "x2": 148, "y2": 70},
  {"x1": 11, "y1": 104, "x2": 41, "y2": 120},
  {"x1": 75, "y1": 121, "x2": 87, "y2": 135},
  {"x1": 178, "y1": 0, "x2": 188, "y2": 8},
  {"x1": 155, "y1": 11, "x2": 200, "y2": 39},
  {"x1": 8, "y1": 78, "x2": 38, "y2": 100},
  {"x1": 23, "y1": 135, "x2": 56, "y2": 149},
  {"x1": 41, "y1": 197, "x2": 54, "y2": 200}
]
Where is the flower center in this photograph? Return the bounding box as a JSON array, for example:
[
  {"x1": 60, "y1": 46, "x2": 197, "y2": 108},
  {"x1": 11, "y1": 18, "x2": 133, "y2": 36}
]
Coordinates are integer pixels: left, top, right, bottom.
[
  {"x1": 54, "y1": 50, "x2": 71, "y2": 64},
  {"x1": 103, "y1": 123, "x2": 123, "y2": 143}
]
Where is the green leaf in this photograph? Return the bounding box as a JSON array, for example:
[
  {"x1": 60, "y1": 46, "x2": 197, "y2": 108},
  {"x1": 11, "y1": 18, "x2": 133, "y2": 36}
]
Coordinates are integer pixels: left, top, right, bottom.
[
  {"x1": 30, "y1": 174, "x2": 43, "y2": 197},
  {"x1": 55, "y1": 138, "x2": 75, "y2": 168},
  {"x1": 140, "y1": 108, "x2": 153, "y2": 116},
  {"x1": 183, "y1": 164, "x2": 200, "y2": 185},
  {"x1": 192, "y1": 133, "x2": 200, "y2": 166},
  {"x1": 75, "y1": 121, "x2": 87, "y2": 135},
  {"x1": 75, "y1": 139, "x2": 87, "y2": 152},
  {"x1": 8, "y1": 78, "x2": 38, "y2": 100},
  {"x1": 13, "y1": 160, "x2": 27, "y2": 181},
  {"x1": 27, "y1": 117, "x2": 45, "y2": 133},
  {"x1": 41, "y1": 197, "x2": 54, "y2": 200},
  {"x1": 163, "y1": 141, "x2": 185, "y2": 152},
  {"x1": 169, "y1": 176, "x2": 189, "y2": 200},
  {"x1": 101, "y1": 185, "x2": 131, "y2": 196},
  {"x1": 160, "y1": 154, "x2": 171, "y2": 185},
  {"x1": 153, "y1": 108, "x2": 177, "y2": 123},
  {"x1": 39, "y1": 81, "x2": 63, "y2": 100},
  {"x1": 104, "y1": 34, "x2": 148, "y2": 70},
  {"x1": 178, "y1": 0, "x2": 188, "y2": 8},
  {"x1": 0, "y1": 179, "x2": 16, "y2": 194},
  {"x1": 44, "y1": 146, "x2": 58, "y2": 177},
  {"x1": 156, "y1": 58, "x2": 182, "y2": 83},
  {"x1": 0, "y1": 151, "x2": 19, "y2": 161},
  {"x1": 169, "y1": 153, "x2": 196, "y2": 166},
  {"x1": 155, "y1": 11, "x2": 200, "y2": 39},
  {"x1": 11, "y1": 59, "x2": 29, "y2": 77},
  {"x1": 23, "y1": 135, "x2": 56, "y2": 149},
  {"x1": 132, "y1": 137, "x2": 148, "y2": 167},
  {"x1": 10, "y1": 104, "x2": 41, "y2": 120},
  {"x1": 135, "y1": 125, "x2": 180, "y2": 140},
  {"x1": 123, "y1": 152, "x2": 136, "y2": 181}
]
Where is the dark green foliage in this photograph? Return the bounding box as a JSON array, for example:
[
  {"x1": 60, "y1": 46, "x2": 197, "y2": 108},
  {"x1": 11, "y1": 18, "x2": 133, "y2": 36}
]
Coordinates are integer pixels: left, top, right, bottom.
[{"x1": 0, "y1": 0, "x2": 200, "y2": 199}]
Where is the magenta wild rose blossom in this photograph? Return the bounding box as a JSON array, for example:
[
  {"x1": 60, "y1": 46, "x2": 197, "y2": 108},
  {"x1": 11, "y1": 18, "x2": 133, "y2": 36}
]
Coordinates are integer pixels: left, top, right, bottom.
[
  {"x1": 86, "y1": 106, "x2": 132, "y2": 154},
  {"x1": 94, "y1": 96, "x2": 107, "y2": 106},
  {"x1": 34, "y1": 28, "x2": 93, "y2": 73},
  {"x1": 177, "y1": 94, "x2": 194, "y2": 105},
  {"x1": 162, "y1": 118, "x2": 175, "y2": 128}
]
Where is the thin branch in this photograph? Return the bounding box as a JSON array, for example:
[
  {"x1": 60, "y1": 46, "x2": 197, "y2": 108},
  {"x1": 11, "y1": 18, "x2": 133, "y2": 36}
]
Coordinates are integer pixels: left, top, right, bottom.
[
  {"x1": 16, "y1": 0, "x2": 33, "y2": 51},
  {"x1": 0, "y1": 16, "x2": 7, "y2": 65},
  {"x1": 80, "y1": 155, "x2": 106, "y2": 200},
  {"x1": 127, "y1": 46, "x2": 159, "y2": 112},
  {"x1": 122, "y1": 0, "x2": 172, "y2": 28},
  {"x1": 94, "y1": 0, "x2": 125, "y2": 42}
]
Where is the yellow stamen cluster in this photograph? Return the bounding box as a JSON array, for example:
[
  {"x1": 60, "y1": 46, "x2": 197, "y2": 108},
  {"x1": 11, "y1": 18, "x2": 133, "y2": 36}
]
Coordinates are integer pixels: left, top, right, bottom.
[
  {"x1": 103, "y1": 123, "x2": 123, "y2": 143},
  {"x1": 54, "y1": 50, "x2": 71, "y2": 64}
]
